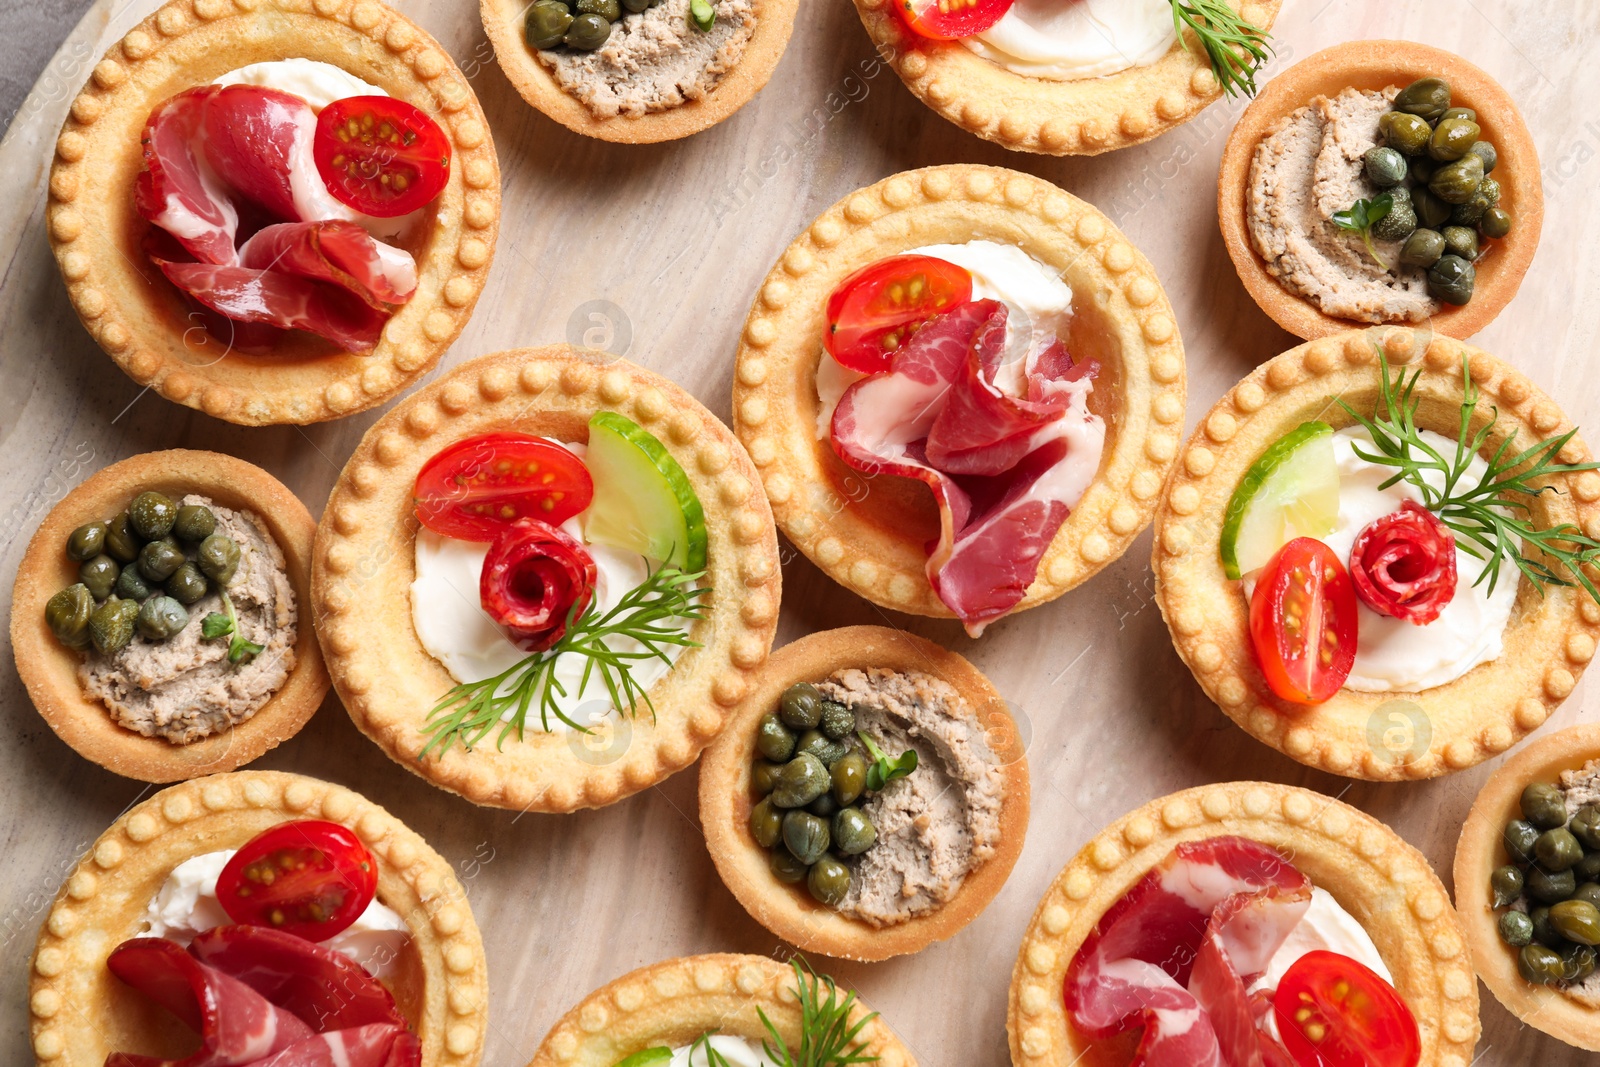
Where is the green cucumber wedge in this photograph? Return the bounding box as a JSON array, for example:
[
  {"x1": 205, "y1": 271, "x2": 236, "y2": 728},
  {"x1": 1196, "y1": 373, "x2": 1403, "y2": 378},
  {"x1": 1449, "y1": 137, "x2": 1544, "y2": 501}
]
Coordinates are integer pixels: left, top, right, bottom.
[
  {"x1": 610, "y1": 1050, "x2": 673, "y2": 1067},
  {"x1": 1219, "y1": 420, "x2": 1339, "y2": 580},
  {"x1": 585, "y1": 411, "x2": 708, "y2": 573}
]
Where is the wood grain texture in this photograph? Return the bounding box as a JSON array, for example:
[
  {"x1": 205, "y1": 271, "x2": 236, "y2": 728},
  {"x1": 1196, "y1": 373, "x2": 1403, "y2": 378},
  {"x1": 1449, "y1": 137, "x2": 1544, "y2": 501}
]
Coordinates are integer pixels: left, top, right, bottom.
[{"x1": 1, "y1": 0, "x2": 1597, "y2": 1064}]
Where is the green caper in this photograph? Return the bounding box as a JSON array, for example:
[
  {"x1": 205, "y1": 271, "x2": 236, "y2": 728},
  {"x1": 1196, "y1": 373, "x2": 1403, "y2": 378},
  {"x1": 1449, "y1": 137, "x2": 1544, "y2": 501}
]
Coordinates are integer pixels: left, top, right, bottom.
[
  {"x1": 1364, "y1": 146, "x2": 1408, "y2": 187},
  {"x1": 779, "y1": 683, "x2": 823, "y2": 729},
  {"x1": 1378, "y1": 110, "x2": 1432, "y2": 156},
  {"x1": 1523, "y1": 782, "x2": 1570, "y2": 830},
  {"x1": 1449, "y1": 191, "x2": 1492, "y2": 226},
  {"x1": 1441, "y1": 225, "x2": 1479, "y2": 261},
  {"x1": 832, "y1": 807, "x2": 877, "y2": 856},
  {"x1": 831, "y1": 752, "x2": 867, "y2": 806},
  {"x1": 1371, "y1": 188, "x2": 1417, "y2": 242},
  {"x1": 806, "y1": 793, "x2": 838, "y2": 818},
  {"x1": 751, "y1": 760, "x2": 781, "y2": 796},
  {"x1": 1427, "y1": 255, "x2": 1475, "y2": 306},
  {"x1": 114, "y1": 566, "x2": 151, "y2": 601},
  {"x1": 79, "y1": 555, "x2": 119, "y2": 600},
  {"x1": 1573, "y1": 882, "x2": 1600, "y2": 906},
  {"x1": 795, "y1": 729, "x2": 847, "y2": 766},
  {"x1": 563, "y1": 13, "x2": 611, "y2": 50},
  {"x1": 770, "y1": 753, "x2": 830, "y2": 808},
  {"x1": 1393, "y1": 77, "x2": 1452, "y2": 122},
  {"x1": 138, "y1": 537, "x2": 185, "y2": 583},
  {"x1": 136, "y1": 596, "x2": 189, "y2": 641},
  {"x1": 1563, "y1": 942, "x2": 1598, "y2": 983},
  {"x1": 807, "y1": 856, "x2": 851, "y2": 907},
  {"x1": 1492, "y1": 865, "x2": 1526, "y2": 908},
  {"x1": 1551, "y1": 899, "x2": 1600, "y2": 946},
  {"x1": 1428, "y1": 117, "x2": 1482, "y2": 162},
  {"x1": 819, "y1": 701, "x2": 856, "y2": 740},
  {"x1": 1467, "y1": 140, "x2": 1498, "y2": 174},
  {"x1": 1519, "y1": 944, "x2": 1567, "y2": 985},
  {"x1": 1479, "y1": 177, "x2": 1502, "y2": 205},
  {"x1": 103, "y1": 513, "x2": 140, "y2": 563},
  {"x1": 1499, "y1": 910, "x2": 1534, "y2": 948},
  {"x1": 575, "y1": 0, "x2": 620, "y2": 20},
  {"x1": 1532, "y1": 906, "x2": 1565, "y2": 949},
  {"x1": 1570, "y1": 806, "x2": 1600, "y2": 850},
  {"x1": 749, "y1": 797, "x2": 783, "y2": 848},
  {"x1": 621, "y1": 0, "x2": 650, "y2": 11},
  {"x1": 1507, "y1": 819, "x2": 1541, "y2": 863},
  {"x1": 1440, "y1": 106, "x2": 1477, "y2": 123},
  {"x1": 524, "y1": 0, "x2": 574, "y2": 49},
  {"x1": 1430, "y1": 153, "x2": 1485, "y2": 204},
  {"x1": 1577, "y1": 852, "x2": 1600, "y2": 883},
  {"x1": 89, "y1": 598, "x2": 139, "y2": 655},
  {"x1": 769, "y1": 847, "x2": 808, "y2": 884},
  {"x1": 197, "y1": 534, "x2": 240, "y2": 585},
  {"x1": 1409, "y1": 156, "x2": 1437, "y2": 184},
  {"x1": 172, "y1": 504, "x2": 216, "y2": 543},
  {"x1": 1400, "y1": 229, "x2": 1445, "y2": 268},
  {"x1": 1479, "y1": 207, "x2": 1512, "y2": 240},
  {"x1": 1537, "y1": 828, "x2": 1584, "y2": 872},
  {"x1": 66, "y1": 521, "x2": 107, "y2": 561},
  {"x1": 44, "y1": 585, "x2": 94, "y2": 650},
  {"x1": 128, "y1": 491, "x2": 177, "y2": 540},
  {"x1": 757, "y1": 713, "x2": 796, "y2": 762},
  {"x1": 1527, "y1": 865, "x2": 1578, "y2": 905},
  {"x1": 781, "y1": 810, "x2": 830, "y2": 865},
  {"x1": 1413, "y1": 187, "x2": 1452, "y2": 230},
  {"x1": 166, "y1": 563, "x2": 209, "y2": 606}
]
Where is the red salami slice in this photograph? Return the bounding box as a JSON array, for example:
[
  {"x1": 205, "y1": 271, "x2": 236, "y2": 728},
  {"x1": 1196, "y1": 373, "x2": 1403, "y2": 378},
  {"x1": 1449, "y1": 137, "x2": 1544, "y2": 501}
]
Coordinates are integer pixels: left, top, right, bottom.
[{"x1": 1348, "y1": 500, "x2": 1458, "y2": 624}]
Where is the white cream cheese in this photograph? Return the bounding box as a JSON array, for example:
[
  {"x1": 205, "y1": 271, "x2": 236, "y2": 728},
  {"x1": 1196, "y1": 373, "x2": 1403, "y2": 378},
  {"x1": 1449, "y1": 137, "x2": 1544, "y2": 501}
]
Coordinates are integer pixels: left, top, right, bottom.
[
  {"x1": 140, "y1": 850, "x2": 411, "y2": 980},
  {"x1": 668, "y1": 1036, "x2": 774, "y2": 1067},
  {"x1": 963, "y1": 0, "x2": 1177, "y2": 82},
  {"x1": 1249, "y1": 887, "x2": 1394, "y2": 1041},
  {"x1": 214, "y1": 59, "x2": 385, "y2": 112}
]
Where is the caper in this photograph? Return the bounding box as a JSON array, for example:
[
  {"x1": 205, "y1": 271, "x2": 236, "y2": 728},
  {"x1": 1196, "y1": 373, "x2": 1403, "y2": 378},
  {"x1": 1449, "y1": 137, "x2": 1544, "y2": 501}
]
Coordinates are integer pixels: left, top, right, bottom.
[
  {"x1": 806, "y1": 792, "x2": 838, "y2": 818},
  {"x1": 831, "y1": 752, "x2": 867, "y2": 806},
  {"x1": 1532, "y1": 906, "x2": 1565, "y2": 949},
  {"x1": 1449, "y1": 191, "x2": 1492, "y2": 226},
  {"x1": 1468, "y1": 139, "x2": 1498, "y2": 174},
  {"x1": 1551, "y1": 899, "x2": 1600, "y2": 946},
  {"x1": 103, "y1": 513, "x2": 140, "y2": 563},
  {"x1": 136, "y1": 596, "x2": 189, "y2": 641},
  {"x1": 779, "y1": 683, "x2": 823, "y2": 729},
  {"x1": 751, "y1": 760, "x2": 782, "y2": 796},
  {"x1": 166, "y1": 563, "x2": 209, "y2": 606},
  {"x1": 1400, "y1": 228, "x2": 1445, "y2": 268},
  {"x1": 807, "y1": 856, "x2": 851, "y2": 907},
  {"x1": 832, "y1": 807, "x2": 877, "y2": 856},
  {"x1": 1364, "y1": 146, "x2": 1408, "y2": 188},
  {"x1": 1427, "y1": 255, "x2": 1475, "y2": 306},
  {"x1": 66, "y1": 521, "x2": 107, "y2": 561},
  {"x1": 748, "y1": 797, "x2": 782, "y2": 848},
  {"x1": 770, "y1": 753, "x2": 829, "y2": 809},
  {"x1": 89, "y1": 598, "x2": 139, "y2": 655},
  {"x1": 1371, "y1": 188, "x2": 1417, "y2": 242},
  {"x1": 1492, "y1": 865, "x2": 1526, "y2": 908},
  {"x1": 197, "y1": 534, "x2": 240, "y2": 585},
  {"x1": 1430, "y1": 153, "x2": 1485, "y2": 204},
  {"x1": 621, "y1": 0, "x2": 650, "y2": 11},
  {"x1": 1441, "y1": 225, "x2": 1479, "y2": 261},
  {"x1": 524, "y1": 0, "x2": 574, "y2": 48},
  {"x1": 757, "y1": 713, "x2": 796, "y2": 762},
  {"x1": 1577, "y1": 852, "x2": 1600, "y2": 883},
  {"x1": 1576, "y1": 883, "x2": 1600, "y2": 909},
  {"x1": 1428, "y1": 117, "x2": 1482, "y2": 162},
  {"x1": 1506, "y1": 819, "x2": 1541, "y2": 864},
  {"x1": 138, "y1": 537, "x2": 185, "y2": 583},
  {"x1": 1519, "y1": 944, "x2": 1567, "y2": 985},
  {"x1": 1479, "y1": 177, "x2": 1502, "y2": 205},
  {"x1": 1409, "y1": 156, "x2": 1437, "y2": 184},
  {"x1": 795, "y1": 729, "x2": 847, "y2": 766},
  {"x1": 1393, "y1": 77, "x2": 1452, "y2": 122},
  {"x1": 769, "y1": 847, "x2": 808, "y2": 884},
  {"x1": 781, "y1": 810, "x2": 830, "y2": 865},
  {"x1": 1527, "y1": 865, "x2": 1578, "y2": 905},
  {"x1": 1563, "y1": 942, "x2": 1598, "y2": 983},
  {"x1": 1479, "y1": 206, "x2": 1512, "y2": 240},
  {"x1": 1379, "y1": 110, "x2": 1432, "y2": 156},
  {"x1": 1569, "y1": 806, "x2": 1600, "y2": 851},
  {"x1": 1523, "y1": 782, "x2": 1570, "y2": 830},
  {"x1": 1440, "y1": 106, "x2": 1477, "y2": 123},
  {"x1": 44, "y1": 585, "x2": 94, "y2": 650},
  {"x1": 1499, "y1": 910, "x2": 1534, "y2": 948},
  {"x1": 819, "y1": 701, "x2": 856, "y2": 740},
  {"x1": 1536, "y1": 827, "x2": 1584, "y2": 872},
  {"x1": 575, "y1": 0, "x2": 620, "y2": 20},
  {"x1": 128, "y1": 491, "x2": 177, "y2": 540},
  {"x1": 172, "y1": 504, "x2": 215, "y2": 543},
  {"x1": 79, "y1": 555, "x2": 119, "y2": 600},
  {"x1": 114, "y1": 566, "x2": 151, "y2": 601},
  {"x1": 1413, "y1": 187, "x2": 1452, "y2": 230},
  {"x1": 563, "y1": 12, "x2": 611, "y2": 50}
]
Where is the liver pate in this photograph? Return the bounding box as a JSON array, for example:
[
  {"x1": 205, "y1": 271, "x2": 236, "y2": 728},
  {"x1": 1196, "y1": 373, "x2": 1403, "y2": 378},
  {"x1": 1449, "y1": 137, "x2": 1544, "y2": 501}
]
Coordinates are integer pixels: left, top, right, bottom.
[
  {"x1": 816, "y1": 667, "x2": 1004, "y2": 928},
  {"x1": 79, "y1": 496, "x2": 297, "y2": 745},
  {"x1": 537, "y1": 0, "x2": 757, "y2": 119},
  {"x1": 1247, "y1": 86, "x2": 1437, "y2": 324}
]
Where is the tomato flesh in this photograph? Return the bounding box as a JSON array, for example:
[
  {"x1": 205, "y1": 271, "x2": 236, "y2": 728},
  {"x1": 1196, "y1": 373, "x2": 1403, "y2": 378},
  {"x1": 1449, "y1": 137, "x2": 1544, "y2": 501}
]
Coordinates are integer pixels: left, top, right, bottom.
[
  {"x1": 825, "y1": 255, "x2": 973, "y2": 373},
  {"x1": 897, "y1": 0, "x2": 1013, "y2": 39},
  {"x1": 415, "y1": 433, "x2": 595, "y2": 543},
  {"x1": 1274, "y1": 950, "x2": 1421, "y2": 1067},
  {"x1": 1249, "y1": 537, "x2": 1358, "y2": 704},
  {"x1": 216, "y1": 820, "x2": 378, "y2": 942},
  {"x1": 313, "y1": 96, "x2": 451, "y2": 217}
]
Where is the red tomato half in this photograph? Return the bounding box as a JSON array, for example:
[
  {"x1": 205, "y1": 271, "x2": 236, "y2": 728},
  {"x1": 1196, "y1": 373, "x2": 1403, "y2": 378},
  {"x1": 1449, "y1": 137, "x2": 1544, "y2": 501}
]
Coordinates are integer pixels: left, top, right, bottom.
[
  {"x1": 216, "y1": 820, "x2": 378, "y2": 942},
  {"x1": 415, "y1": 433, "x2": 595, "y2": 543},
  {"x1": 897, "y1": 0, "x2": 1013, "y2": 39},
  {"x1": 1274, "y1": 950, "x2": 1421, "y2": 1067},
  {"x1": 1249, "y1": 537, "x2": 1358, "y2": 704},
  {"x1": 825, "y1": 255, "x2": 973, "y2": 373},
  {"x1": 313, "y1": 96, "x2": 451, "y2": 217}
]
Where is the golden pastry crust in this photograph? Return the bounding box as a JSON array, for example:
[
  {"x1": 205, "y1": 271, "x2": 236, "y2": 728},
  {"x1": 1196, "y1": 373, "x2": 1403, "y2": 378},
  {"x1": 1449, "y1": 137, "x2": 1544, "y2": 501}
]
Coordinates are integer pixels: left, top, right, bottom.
[
  {"x1": 732, "y1": 164, "x2": 1185, "y2": 622},
  {"x1": 526, "y1": 953, "x2": 917, "y2": 1065},
  {"x1": 480, "y1": 0, "x2": 798, "y2": 143},
  {"x1": 10, "y1": 450, "x2": 327, "y2": 783},
  {"x1": 1218, "y1": 40, "x2": 1542, "y2": 340},
  {"x1": 1152, "y1": 328, "x2": 1600, "y2": 780},
  {"x1": 699, "y1": 625, "x2": 1029, "y2": 960},
  {"x1": 312, "y1": 346, "x2": 782, "y2": 812},
  {"x1": 851, "y1": 0, "x2": 1279, "y2": 155},
  {"x1": 47, "y1": 0, "x2": 502, "y2": 426},
  {"x1": 1007, "y1": 780, "x2": 1480, "y2": 1067},
  {"x1": 1455, "y1": 723, "x2": 1600, "y2": 1051},
  {"x1": 27, "y1": 771, "x2": 488, "y2": 1067}
]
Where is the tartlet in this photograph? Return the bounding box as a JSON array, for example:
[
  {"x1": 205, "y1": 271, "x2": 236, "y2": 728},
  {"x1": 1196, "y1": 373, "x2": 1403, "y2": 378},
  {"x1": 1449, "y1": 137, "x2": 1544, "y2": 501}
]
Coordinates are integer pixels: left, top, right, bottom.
[
  {"x1": 699, "y1": 625, "x2": 1029, "y2": 960},
  {"x1": 1152, "y1": 327, "x2": 1600, "y2": 780},
  {"x1": 850, "y1": 0, "x2": 1280, "y2": 155},
  {"x1": 1008, "y1": 780, "x2": 1480, "y2": 1067},
  {"x1": 10, "y1": 449, "x2": 327, "y2": 783},
  {"x1": 27, "y1": 770, "x2": 488, "y2": 1067},
  {"x1": 480, "y1": 0, "x2": 798, "y2": 143},
  {"x1": 312, "y1": 346, "x2": 782, "y2": 812},
  {"x1": 526, "y1": 953, "x2": 917, "y2": 1066},
  {"x1": 733, "y1": 163, "x2": 1185, "y2": 623},
  {"x1": 1455, "y1": 723, "x2": 1600, "y2": 1051},
  {"x1": 1219, "y1": 40, "x2": 1542, "y2": 340},
  {"x1": 47, "y1": 0, "x2": 502, "y2": 426}
]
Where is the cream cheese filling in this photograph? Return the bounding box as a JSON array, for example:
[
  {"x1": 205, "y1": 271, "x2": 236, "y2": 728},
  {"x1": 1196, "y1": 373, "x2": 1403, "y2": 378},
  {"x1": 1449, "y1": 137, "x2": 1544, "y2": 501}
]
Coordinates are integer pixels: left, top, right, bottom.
[{"x1": 963, "y1": 0, "x2": 1177, "y2": 82}]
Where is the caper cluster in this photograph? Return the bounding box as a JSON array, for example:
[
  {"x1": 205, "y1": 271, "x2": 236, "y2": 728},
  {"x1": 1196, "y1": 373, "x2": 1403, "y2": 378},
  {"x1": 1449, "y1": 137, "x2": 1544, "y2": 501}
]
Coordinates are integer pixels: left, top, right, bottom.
[
  {"x1": 1365, "y1": 77, "x2": 1512, "y2": 308},
  {"x1": 748, "y1": 683, "x2": 887, "y2": 910},
  {"x1": 525, "y1": 0, "x2": 695, "y2": 54},
  {"x1": 45, "y1": 492, "x2": 240, "y2": 656},
  {"x1": 1490, "y1": 778, "x2": 1600, "y2": 989}
]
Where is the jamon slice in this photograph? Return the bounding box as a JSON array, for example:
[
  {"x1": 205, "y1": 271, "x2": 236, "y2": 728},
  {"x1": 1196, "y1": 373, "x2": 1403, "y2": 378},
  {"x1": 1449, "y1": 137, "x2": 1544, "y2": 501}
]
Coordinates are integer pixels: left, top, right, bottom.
[
  {"x1": 225, "y1": 1025, "x2": 419, "y2": 1067},
  {"x1": 1189, "y1": 886, "x2": 1313, "y2": 1067},
  {"x1": 154, "y1": 260, "x2": 387, "y2": 353},
  {"x1": 134, "y1": 86, "x2": 238, "y2": 265},
  {"x1": 238, "y1": 222, "x2": 417, "y2": 309},
  {"x1": 200, "y1": 85, "x2": 309, "y2": 223}
]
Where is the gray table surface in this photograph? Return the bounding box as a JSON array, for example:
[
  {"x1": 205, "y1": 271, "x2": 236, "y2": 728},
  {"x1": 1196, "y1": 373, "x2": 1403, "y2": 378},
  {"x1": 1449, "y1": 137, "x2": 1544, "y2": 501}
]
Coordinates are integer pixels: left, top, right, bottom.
[{"x1": 1, "y1": 0, "x2": 96, "y2": 134}]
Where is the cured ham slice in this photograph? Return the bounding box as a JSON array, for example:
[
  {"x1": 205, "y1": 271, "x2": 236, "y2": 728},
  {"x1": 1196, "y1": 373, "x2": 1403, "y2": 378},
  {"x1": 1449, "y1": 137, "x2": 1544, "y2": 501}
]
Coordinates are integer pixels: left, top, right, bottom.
[
  {"x1": 154, "y1": 261, "x2": 387, "y2": 353},
  {"x1": 135, "y1": 87, "x2": 238, "y2": 266},
  {"x1": 238, "y1": 222, "x2": 416, "y2": 309},
  {"x1": 1189, "y1": 886, "x2": 1312, "y2": 1067},
  {"x1": 233, "y1": 1025, "x2": 419, "y2": 1067},
  {"x1": 200, "y1": 85, "x2": 307, "y2": 223}
]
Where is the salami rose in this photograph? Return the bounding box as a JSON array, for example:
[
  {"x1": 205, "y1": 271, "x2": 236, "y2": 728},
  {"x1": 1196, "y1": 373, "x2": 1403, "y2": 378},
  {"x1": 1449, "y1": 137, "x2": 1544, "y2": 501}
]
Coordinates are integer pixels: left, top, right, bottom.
[
  {"x1": 1349, "y1": 501, "x2": 1458, "y2": 624},
  {"x1": 480, "y1": 519, "x2": 596, "y2": 650}
]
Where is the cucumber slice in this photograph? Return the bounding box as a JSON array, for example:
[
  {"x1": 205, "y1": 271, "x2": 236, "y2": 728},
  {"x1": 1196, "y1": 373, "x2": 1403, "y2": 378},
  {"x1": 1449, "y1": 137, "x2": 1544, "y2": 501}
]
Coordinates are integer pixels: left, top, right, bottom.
[
  {"x1": 1219, "y1": 421, "x2": 1339, "y2": 579},
  {"x1": 610, "y1": 1050, "x2": 672, "y2": 1067},
  {"x1": 584, "y1": 411, "x2": 708, "y2": 573}
]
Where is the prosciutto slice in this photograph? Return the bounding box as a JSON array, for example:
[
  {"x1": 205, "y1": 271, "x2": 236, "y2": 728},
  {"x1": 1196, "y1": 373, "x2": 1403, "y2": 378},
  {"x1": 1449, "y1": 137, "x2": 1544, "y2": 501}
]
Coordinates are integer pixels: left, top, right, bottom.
[
  {"x1": 1188, "y1": 886, "x2": 1312, "y2": 1067},
  {"x1": 235, "y1": 1025, "x2": 419, "y2": 1067},
  {"x1": 188, "y1": 926, "x2": 406, "y2": 1034},
  {"x1": 134, "y1": 87, "x2": 237, "y2": 266},
  {"x1": 199, "y1": 85, "x2": 306, "y2": 223},
  {"x1": 238, "y1": 222, "x2": 417, "y2": 309},
  {"x1": 154, "y1": 260, "x2": 387, "y2": 353}
]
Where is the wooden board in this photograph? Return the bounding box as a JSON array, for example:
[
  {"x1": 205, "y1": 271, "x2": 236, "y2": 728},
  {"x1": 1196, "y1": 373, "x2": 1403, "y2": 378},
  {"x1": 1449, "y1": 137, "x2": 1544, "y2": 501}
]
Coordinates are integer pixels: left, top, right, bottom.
[{"x1": 2, "y1": 0, "x2": 1597, "y2": 1062}]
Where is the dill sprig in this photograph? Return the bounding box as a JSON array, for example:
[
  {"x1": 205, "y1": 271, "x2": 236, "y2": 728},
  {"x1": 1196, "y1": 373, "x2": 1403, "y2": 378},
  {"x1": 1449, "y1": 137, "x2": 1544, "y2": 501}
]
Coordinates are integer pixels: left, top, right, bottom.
[
  {"x1": 1337, "y1": 349, "x2": 1600, "y2": 603},
  {"x1": 1169, "y1": 0, "x2": 1274, "y2": 98},
  {"x1": 758, "y1": 958, "x2": 879, "y2": 1067},
  {"x1": 417, "y1": 563, "x2": 709, "y2": 760},
  {"x1": 688, "y1": 1034, "x2": 732, "y2": 1067}
]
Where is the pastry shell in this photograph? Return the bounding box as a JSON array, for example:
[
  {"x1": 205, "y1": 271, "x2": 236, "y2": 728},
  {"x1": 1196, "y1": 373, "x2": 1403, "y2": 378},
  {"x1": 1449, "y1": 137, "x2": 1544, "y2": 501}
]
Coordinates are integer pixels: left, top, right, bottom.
[
  {"x1": 850, "y1": 0, "x2": 1280, "y2": 155},
  {"x1": 1007, "y1": 780, "x2": 1480, "y2": 1067},
  {"x1": 27, "y1": 770, "x2": 488, "y2": 1067},
  {"x1": 732, "y1": 163, "x2": 1185, "y2": 623},
  {"x1": 699, "y1": 625, "x2": 1029, "y2": 960},
  {"x1": 526, "y1": 952, "x2": 917, "y2": 1065},
  {"x1": 312, "y1": 346, "x2": 782, "y2": 812},
  {"x1": 1218, "y1": 40, "x2": 1543, "y2": 340},
  {"x1": 480, "y1": 0, "x2": 798, "y2": 143},
  {"x1": 1454, "y1": 723, "x2": 1600, "y2": 1050},
  {"x1": 10, "y1": 449, "x2": 328, "y2": 783},
  {"x1": 1152, "y1": 327, "x2": 1600, "y2": 780},
  {"x1": 47, "y1": 0, "x2": 502, "y2": 426}
]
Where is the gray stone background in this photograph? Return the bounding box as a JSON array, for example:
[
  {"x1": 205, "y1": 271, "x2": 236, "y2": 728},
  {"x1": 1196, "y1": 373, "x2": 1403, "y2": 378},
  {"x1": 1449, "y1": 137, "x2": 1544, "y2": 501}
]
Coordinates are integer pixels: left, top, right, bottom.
[{"x1": 2, "y1": 0, "x2": 96, "y2": 130}]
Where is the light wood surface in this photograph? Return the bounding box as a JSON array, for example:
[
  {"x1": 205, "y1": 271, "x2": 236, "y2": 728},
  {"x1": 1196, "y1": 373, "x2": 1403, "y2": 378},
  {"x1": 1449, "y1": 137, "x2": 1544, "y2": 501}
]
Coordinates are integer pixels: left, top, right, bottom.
[{"x1": 2, "y1": 1, "x2": 1596, "y2": 1064}]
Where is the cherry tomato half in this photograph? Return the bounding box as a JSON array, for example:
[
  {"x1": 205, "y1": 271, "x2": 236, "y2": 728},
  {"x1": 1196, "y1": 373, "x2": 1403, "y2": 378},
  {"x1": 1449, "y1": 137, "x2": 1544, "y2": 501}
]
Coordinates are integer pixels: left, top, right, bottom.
[
  {"x1": 414, "y1": 433, "x2": 595, "y2": 543},
  {"x1": 896, "y1": 0, "x2": 1013, "y2": 40},
  {"x1": 824, "y1": 255, "x2": 973, "y2": 373},
  {"x1": 1249, "y1": 537, "x2": 1358, "y2": 704},
  {"x1": 1274, "y1": 950, "x2": 1421, "y2": 1067},
  {"x1": 313, "y1": 96, "x2": 451, "y2": 218},
  {"x1": 216, "y1": 820, "x2": 378, "y2": 942}
]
